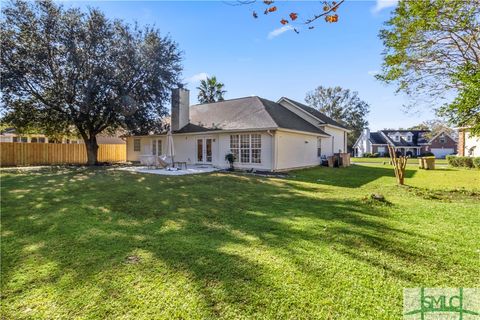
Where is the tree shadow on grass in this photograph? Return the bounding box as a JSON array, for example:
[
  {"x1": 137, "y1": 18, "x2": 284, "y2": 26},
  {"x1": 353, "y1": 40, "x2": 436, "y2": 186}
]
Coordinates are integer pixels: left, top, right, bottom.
[
  {"x1": 0, "y1": 167, "x2": 473, "y2": 318},
  {"x1": 290, "y1": 164, "x2": 416, "y2": 188}
]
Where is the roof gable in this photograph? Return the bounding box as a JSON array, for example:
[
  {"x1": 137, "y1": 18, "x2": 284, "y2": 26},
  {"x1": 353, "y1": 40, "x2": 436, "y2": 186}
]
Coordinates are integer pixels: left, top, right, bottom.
[
  {"x1": 380, "y1": 130, "x2": 430, "y2": 146},
  {"x1": 277, "y1": 97, "x2": 349, "y2": 130}
]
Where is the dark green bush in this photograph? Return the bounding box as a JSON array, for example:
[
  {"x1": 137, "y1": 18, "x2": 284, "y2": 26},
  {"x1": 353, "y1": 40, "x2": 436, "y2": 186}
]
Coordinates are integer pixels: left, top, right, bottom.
[
  {"x1": 420, "y1": 152, "x2": 434, "y2": 157},
  {"x1": 446, "y1": 155, "x2": 474, "y2": 168},
  {"x1": 473, "y1": 157, "x2": 480, "y2": 169},
  {"x1": 363, "y1": 152, "x2": 379, "y2": 158}
]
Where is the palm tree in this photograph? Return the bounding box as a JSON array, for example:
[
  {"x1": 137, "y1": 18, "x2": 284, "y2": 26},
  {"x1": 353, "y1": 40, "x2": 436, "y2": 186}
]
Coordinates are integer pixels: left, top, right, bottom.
[{"x1": 196, "y1": 76, "x2": 226, "y2": 103}]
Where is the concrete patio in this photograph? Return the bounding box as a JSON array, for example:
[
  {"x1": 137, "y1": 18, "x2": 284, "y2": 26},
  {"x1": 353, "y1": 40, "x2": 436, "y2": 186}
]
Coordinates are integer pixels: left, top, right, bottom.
[{"x1": 118, "y1": 165, "x2": 220, "y2": 176}]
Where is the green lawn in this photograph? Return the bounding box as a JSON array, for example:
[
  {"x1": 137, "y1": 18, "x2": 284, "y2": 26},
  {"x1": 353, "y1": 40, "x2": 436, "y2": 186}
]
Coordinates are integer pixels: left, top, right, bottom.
[
  {"x1": 1, "y1": 164, "x2": 479, "y2": 319},
  {"x1": 353, "y1": 157, "x2": 448, "y2": 165}
]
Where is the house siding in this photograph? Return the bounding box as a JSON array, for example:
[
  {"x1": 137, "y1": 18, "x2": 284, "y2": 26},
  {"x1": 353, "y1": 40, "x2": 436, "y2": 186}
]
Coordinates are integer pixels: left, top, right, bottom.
[
  {"x1": 427, "y1": 133, "x2": 457, "y2": 158},
  {"x1": 278, "y1": 99, "x2": 348, "y2": 157},
  {"x1": 275, "y1": 130, "x2": 320, "y2": 171},
  {"x1": 461, "y1": 129, "x2": 480, "y2": 157},
  {"x1": 372, "y1": 145, "x2": 388, "y2": 156},
  {"x1": 429, "y1": 134, "x2": 456, "y2": 151},
  {"x1": 321, "y1": 126, "x2": 346, "y2": 156},
  {"x1": 353, "y1": 131, "x2": 371, "y2": 157},
  {"x1": 126, "y1": 131, "x2": 274, "y2": 170}
]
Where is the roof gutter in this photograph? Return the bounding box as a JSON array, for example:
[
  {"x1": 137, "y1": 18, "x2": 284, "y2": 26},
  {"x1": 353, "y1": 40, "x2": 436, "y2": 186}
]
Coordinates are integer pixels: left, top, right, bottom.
[
  {"x1": 323, "y1": 123, "x2": 352, "y2": 133},
  {"x1": 277, "y1": 128, "x2": 330, "y2": 137},
  {"x1": 125, "y1": 127, "x2": 280, "y2": 138}
]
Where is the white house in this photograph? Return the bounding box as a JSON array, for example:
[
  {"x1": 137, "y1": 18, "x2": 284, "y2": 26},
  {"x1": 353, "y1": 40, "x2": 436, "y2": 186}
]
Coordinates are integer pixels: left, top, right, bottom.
[
  {"x1": 353, "y1": 128, "x2": 458, "y2": 158},
  {"x1": 126, "y1": 88, "x2": 350, "y2": 171},
  {"x1": 458, "y1": 127, "x2": 480, "y2": 157}
]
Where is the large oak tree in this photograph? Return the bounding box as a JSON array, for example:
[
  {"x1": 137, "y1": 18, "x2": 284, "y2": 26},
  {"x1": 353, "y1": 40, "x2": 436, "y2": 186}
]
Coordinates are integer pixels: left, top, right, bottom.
[
  {"x1": 305, "y1": 86, "x2": 370, "y2": 149},
  {"x1": 377, "y1": 0, "x2": 480, "y2": 133},
  {"x1": 1, "y1": 0, "x2": 182, "y2": 164}
]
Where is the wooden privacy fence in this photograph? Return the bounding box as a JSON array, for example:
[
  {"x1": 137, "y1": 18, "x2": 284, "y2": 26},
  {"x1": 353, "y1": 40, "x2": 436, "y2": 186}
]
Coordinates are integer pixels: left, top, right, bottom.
[{"x1": 0, "y1": 142, "x2": 126, "y2": 166}]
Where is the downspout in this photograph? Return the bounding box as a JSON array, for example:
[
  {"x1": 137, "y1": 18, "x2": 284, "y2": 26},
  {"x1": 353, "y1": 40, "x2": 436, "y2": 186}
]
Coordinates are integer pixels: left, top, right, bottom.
[{"x1": 267, "y1": 130, "x2": 276, "y2": 171}]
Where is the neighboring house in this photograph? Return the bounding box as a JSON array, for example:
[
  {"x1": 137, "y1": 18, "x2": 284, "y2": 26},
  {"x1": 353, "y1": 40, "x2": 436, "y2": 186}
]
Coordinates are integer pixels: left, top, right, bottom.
[
  {"x1": 428, "y1": 131, "x2": 457, "y2": 158},
  {"x1": 126, "y1": 88, "x2": 350, "y2": 171},
  {"x1": 0, "y1": 128, "x2": 125, "y2": 144},
  {"x1": 353, "y1": 129, "x2": 434, "y2": 157},
  {"x1": 457, "y1": 127, "x2": 480, "y2": 157}
]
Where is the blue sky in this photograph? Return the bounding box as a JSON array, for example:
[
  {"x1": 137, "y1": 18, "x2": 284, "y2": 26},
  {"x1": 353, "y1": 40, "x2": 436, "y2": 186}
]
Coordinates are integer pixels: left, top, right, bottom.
[{"x1": 63, "y1": 0, "x2": 437, "y2": 130}]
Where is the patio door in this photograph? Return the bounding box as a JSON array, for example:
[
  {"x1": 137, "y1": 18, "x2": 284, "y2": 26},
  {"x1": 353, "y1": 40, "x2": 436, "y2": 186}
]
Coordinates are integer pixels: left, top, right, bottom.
[
  {"x1": 152, "y1": 139, "x2": 162, "y2": 156},
  {"x1": 196, "y1": 138, "x2": 212, "y2": 163}
]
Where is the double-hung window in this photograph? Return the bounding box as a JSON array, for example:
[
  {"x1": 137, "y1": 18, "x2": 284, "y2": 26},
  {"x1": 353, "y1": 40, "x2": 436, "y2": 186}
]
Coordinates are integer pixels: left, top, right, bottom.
[
  {"x1": 251, "y1": 134, "x2": 261, "y2": 163},
  {"x1": 152, "y1": 140, "x2": 157, "y2": 155},
  {"x1": 230, "y1": 134, "x2": 261, "y2": 164},
  {"x1": 152, "y1": 139, "x2": 162, "y2": 155},
  {"x1": 157, "y1": 140, "x2": 162, "y2": 155},
  {"x1": 230, "y1": 135, "x2": 240, "y2": 162},
  {"x1": 133, "y1": 139, "x2": 141, "y2": 152},
  {"x1": 240, "y1": 134, "x2": 250, "y2": 163}
]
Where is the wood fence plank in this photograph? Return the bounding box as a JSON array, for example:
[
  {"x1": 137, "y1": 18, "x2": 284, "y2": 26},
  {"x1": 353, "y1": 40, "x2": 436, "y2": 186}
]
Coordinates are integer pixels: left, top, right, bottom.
[{"x1": 0, "y1": 142, "x2": 126, "y2": 166}]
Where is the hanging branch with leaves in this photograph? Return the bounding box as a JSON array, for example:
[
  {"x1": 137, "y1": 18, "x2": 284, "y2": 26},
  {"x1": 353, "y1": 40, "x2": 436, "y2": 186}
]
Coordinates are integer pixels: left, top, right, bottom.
[{"x1": 232, "y1": 0, "x2": 344, "y2": 33}]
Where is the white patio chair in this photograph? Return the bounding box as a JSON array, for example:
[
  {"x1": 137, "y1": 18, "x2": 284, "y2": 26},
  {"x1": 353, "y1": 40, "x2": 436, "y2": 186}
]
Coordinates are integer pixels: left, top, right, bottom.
[{"x1": 139, "y1": 155, "x2": 156, "y2": 168}]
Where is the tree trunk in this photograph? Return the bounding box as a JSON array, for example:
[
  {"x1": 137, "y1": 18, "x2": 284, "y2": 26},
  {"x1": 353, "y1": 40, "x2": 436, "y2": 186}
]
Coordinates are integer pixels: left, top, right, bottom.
[{"x1": 84, "y1": 136, "x2": 99, "y2": 166}]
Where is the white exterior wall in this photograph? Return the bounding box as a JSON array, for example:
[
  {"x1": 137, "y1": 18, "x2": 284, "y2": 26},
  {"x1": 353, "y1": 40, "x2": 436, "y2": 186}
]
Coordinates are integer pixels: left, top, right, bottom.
[
  {"x1": 353, "y1": 131, "x2": 372, "y2": 157},
  {"x1": 127, "y1": 131, "x2": 274, "y2": 170},
  {"x1": 278, "y1": 98, "x2": 349, "y2": 157},
  {"x1": 275, "y1": 130, "x2": 320, "y2": 171},
  {"x1": 321, "y1": 126, "x2": 347, "y2": 156},
  {"x1": 465, "y1": 131, "x2": 480, "y2": 157},
  {"x1": 217, "y1": 132, "x2": 273, "y2": 171},
  {"x1": 127, "y1": 135, "x2": 197, "y2": 164},
  {"x1": 0, "y1": 135, "x2": 14, "y2": 142}
]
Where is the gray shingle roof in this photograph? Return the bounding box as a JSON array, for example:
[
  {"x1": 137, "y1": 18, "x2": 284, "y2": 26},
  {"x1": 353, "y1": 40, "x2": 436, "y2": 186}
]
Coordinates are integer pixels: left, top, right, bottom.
[
  {"x1": 279, "y1": 97, "x2": 349, "y2": 129},
  {"x1": 369, "y1": 132, "x2": 388, "y2": 144},
  {"x1": 174, "y1": 123, "x2": 218, "y2": 134},
  {"x1": 179, "y1": 96, "x2": 329, "y2": 135},
  {"x1": 380, "y1": 130, "x2": 430, "y2": 147}
]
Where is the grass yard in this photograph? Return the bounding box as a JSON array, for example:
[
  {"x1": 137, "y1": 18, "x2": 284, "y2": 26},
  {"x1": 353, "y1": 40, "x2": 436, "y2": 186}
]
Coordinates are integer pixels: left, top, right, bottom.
[
  {"x1": 352, "y1": 157, "x2": 448, "y2": 165},
  {"x1": 1, "y1": 164, "x2": 479, "y2": 319}
]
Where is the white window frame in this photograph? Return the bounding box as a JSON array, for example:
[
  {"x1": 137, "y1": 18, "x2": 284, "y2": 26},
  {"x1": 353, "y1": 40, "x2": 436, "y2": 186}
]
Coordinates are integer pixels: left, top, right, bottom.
[
  {"x1": 230, "y1": 134, "x2": 261, "y2": 164},
  {"x1": 439, "y1": 134, "x2": 446, "y2": 144},
  {"x1": 157, "y1": 140, "x2": 162, "y2": 155},
  {"x1": 133, "y1": 138, "x2": 141, "y2": 152},
  {"x1": 152, "y1": 140, "x2": 157, "y2": 155}
]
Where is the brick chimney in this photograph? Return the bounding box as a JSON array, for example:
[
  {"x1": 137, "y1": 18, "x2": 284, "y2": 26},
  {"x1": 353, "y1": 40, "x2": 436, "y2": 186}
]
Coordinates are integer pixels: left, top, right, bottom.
[{"x1": 171, "y1": 88, "x2": 190, "y2": 131}]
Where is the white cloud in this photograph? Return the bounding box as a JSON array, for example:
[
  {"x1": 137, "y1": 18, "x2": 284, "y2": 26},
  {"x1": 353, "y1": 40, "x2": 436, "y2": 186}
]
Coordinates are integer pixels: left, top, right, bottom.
[
  {"x1": 185, "y1": 72, "x2": 208, "y2": 84},
  {"x1": 368, "y1": 70, "x2": 379, "y2": 76},
  {"x1": 371, "y1": 0, "x2": 398, "y2": 14},
  {"x1": 267, "y1": 25, "x2": 293, "y2": 40}
]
